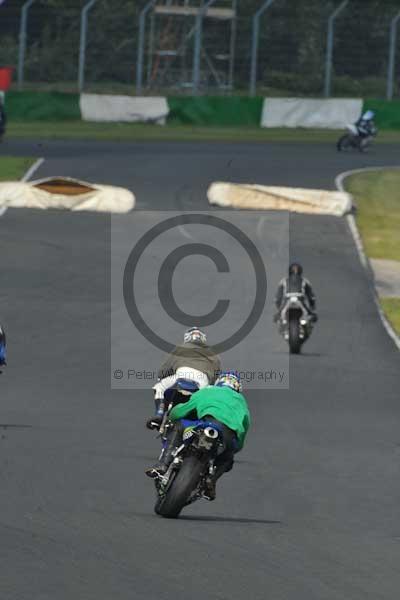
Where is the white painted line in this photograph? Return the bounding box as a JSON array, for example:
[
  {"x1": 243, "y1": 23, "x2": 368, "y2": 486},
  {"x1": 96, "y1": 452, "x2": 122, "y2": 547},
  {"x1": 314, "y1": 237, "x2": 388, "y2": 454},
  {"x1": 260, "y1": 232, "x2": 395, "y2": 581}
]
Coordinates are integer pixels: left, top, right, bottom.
[
  {"x1": 346, "y1": 213, "x2": 368, "y2": 269},
  {"x1": 22, "y1": 157, "x2": 45, "y2": 182},
  {"x1": 256, "y1": 215, "x2": 266, "y2": 240},
  {"x1": 0, "y1": 157, "x2": 45, "y2": 218},
  {"x1": 336, "y1": 167, "x2": 400, "y2": 351}
]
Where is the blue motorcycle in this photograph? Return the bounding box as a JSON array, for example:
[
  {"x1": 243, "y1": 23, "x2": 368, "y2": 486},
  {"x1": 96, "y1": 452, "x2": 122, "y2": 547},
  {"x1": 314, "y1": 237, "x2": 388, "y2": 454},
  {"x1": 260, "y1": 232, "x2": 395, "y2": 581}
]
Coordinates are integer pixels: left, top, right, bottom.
[
  {"x1": 0, "y1": 324, "x2": 6, "y2": 367},
  {"x1": 150, "y1": 380, "x2": 228, "y2": 518}
]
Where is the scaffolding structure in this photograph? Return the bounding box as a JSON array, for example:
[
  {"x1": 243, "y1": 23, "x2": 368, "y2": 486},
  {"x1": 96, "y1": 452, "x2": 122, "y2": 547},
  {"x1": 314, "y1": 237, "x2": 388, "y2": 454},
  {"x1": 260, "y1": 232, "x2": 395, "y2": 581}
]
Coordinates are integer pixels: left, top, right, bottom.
[{"x1": 138, "y1": 0, "x2": 237, "y2": 93}]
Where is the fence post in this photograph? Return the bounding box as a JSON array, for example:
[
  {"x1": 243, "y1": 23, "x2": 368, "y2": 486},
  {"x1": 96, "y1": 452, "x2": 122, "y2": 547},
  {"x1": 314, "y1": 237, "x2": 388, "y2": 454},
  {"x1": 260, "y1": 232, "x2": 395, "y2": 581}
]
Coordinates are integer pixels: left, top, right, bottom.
[
  {"x1": 228, "y1": 0, "x2": 238, "y2": 90},
  {"x1": 249, "y1": 0, "x2": 277, "y2": 97},
  {"x1": 192, "y1": 0, "x2": 217, "y2": 94},
  {"x1": 324, "y1": 0, "x2": 349, "y2": 98},
  {"x1": 136, "y1": 0, "x2": 157, "y2": 94},
  {"x1": 387, "y1": 11, "x2": 400, "y2": 100},
  {"x1": 78, "y1": 0, "x2": 98, "y2": 92},
  {"x1": 18, "y1": 0, "x2": 37, "y2": 89}
]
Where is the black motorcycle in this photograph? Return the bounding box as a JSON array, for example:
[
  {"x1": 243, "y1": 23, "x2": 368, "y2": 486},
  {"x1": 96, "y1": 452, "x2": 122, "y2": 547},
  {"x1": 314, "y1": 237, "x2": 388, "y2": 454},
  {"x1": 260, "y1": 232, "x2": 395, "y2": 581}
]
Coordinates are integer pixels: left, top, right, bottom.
[
  {"x1": 149, "y1": 380, "x2": 226, "y2": 518},
  {"x1": 337, "y1": 123, "x2": 377, "y2": 152},
  {"x1": 276, "y1": 292, "x2": 314, "y2": 354},
  {"x1": 0, "y1": 323, "x2": 6, "y2": 366}
]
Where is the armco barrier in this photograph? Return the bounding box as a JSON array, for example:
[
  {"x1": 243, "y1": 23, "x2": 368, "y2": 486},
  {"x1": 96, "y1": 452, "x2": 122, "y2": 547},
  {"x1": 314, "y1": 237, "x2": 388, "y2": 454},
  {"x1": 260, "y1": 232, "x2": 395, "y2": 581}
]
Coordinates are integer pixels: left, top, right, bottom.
[
  {"x1": 167, "y1": 96, "x2": 264, "y2": 126},
  {"x1": 3, "y1": 92, "x2": 400, "y2": 129},
  {"x1": 6, "y1": 91, "x2": 80, "y2": 121},
  {"x1": 363, "y1": 99, "x2": 400, "y2": 129}
]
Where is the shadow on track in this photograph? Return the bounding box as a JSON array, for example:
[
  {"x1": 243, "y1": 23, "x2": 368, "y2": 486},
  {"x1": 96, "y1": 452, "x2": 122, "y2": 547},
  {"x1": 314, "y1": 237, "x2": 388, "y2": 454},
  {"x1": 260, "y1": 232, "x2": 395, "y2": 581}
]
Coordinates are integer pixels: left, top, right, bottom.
[
  {"x1": 179, "y1": 515, "x2": 282, "y2": 525},
  {"x1": 129, "y1": 511, "x2": 281, "y2": 525}
]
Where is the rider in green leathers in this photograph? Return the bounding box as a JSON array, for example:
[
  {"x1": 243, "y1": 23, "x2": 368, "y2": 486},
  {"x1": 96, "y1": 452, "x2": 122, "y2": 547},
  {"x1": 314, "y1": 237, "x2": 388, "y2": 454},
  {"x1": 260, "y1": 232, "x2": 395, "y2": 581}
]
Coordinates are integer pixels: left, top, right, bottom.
[{"x1": 146, "y1": 371, "x2": 250, "y2": 500}]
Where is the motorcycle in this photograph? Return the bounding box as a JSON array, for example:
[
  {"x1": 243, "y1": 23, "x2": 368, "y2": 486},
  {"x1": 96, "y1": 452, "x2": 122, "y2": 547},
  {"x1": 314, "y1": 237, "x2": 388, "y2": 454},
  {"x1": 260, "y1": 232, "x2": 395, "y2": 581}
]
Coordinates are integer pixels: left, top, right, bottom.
[
  {"x1": 0, "y1": 323, "x2": 6, "y2": 366},
  {"x1": 277, "y1": 292, "x2": 314, "y2": 354},
  {"x1": 149, "y1": 379, "x2": 226, "y2": 518},
  {"x1": 337, "y1": 122, "x2": 377, "y2": 152}
]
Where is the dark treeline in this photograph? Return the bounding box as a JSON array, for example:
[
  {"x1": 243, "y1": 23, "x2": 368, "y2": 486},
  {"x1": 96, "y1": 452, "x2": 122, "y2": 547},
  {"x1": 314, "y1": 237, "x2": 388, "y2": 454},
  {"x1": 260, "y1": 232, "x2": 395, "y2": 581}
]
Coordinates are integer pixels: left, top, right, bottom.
[{"x1": 0, "y1": 0, "x2": 399, "y2": 95}]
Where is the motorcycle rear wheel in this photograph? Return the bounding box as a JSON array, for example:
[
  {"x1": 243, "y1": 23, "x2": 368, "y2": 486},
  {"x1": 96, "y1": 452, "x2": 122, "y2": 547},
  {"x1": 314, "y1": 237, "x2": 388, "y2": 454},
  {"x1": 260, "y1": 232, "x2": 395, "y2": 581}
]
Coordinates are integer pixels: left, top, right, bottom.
[
  {"x1": 155, "y1": 455, "x2": 205, "y2": 518},
  {"x1": 337, "y1": 134, "x2": 353, "y2": 152}
]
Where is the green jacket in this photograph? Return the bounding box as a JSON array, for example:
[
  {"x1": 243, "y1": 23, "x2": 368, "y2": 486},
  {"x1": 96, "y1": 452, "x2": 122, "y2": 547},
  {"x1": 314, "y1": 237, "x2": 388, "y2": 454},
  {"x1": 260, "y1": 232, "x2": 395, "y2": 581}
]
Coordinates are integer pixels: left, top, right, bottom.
[{"x1": 170, "y1": 386, "x2": 251, "y2": 450}]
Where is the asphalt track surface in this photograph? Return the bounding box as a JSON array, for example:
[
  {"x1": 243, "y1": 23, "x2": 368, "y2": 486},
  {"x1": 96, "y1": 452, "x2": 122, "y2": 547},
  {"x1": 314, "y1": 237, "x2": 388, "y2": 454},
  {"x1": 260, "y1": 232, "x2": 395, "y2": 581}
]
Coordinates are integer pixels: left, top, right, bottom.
[{"x1": 1, "y1": 139, "x2": 399, "y2": 599}]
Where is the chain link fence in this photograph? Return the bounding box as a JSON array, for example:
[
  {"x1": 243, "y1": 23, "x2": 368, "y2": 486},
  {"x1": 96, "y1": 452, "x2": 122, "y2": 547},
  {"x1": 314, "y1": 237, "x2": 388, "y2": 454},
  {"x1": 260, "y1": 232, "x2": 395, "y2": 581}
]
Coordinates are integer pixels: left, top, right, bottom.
[{"x1": 1, "y1": 0, "x2": 400, "y2": 98}]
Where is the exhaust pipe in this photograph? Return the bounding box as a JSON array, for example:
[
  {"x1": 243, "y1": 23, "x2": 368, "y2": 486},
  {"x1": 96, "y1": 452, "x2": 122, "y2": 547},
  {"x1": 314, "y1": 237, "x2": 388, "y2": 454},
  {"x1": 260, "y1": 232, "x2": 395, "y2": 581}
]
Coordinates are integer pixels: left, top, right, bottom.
[{"x1": 204, "y1": 427, "x2": 218, "y2": 439}]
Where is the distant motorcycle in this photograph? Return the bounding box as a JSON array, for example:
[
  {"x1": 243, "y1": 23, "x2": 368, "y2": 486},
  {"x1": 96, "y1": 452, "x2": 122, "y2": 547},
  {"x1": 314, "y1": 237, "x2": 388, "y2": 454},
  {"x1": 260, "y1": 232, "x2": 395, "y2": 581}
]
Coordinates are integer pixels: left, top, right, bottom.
[
  {"x1": 276, "y1": 292, "x2": 314, "y2": 354},
  {"x1": 0, "y1": 323, "x2": 6, "y2": 366},
  {"x1": 148, "y1": 379, "x2": 226, "y2": 518},
  {"x1": 337, "y1": 122, "x2": 377, "y2": 152}
]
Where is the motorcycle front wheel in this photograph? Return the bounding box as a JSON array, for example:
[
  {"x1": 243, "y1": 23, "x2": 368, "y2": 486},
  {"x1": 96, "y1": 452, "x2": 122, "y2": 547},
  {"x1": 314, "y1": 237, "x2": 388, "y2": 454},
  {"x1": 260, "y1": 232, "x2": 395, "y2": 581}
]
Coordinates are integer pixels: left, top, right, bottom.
[
  {"x1": 289, "y1": 313, "x2": 302, "y2": 354},
  {"x1": 358, "y1": 137, "x2": 370, "y2": 153},
  {"x1": 155, "y1": 455, "x2": 205, "y2": 518}
]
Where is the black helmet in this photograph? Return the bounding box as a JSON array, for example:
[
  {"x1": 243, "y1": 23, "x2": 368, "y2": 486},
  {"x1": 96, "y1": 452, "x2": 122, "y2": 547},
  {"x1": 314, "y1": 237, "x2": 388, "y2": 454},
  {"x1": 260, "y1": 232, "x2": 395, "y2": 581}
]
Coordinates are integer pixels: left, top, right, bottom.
[{"x1": 288, "y1": 262, "x2": 303, "y2": 276}]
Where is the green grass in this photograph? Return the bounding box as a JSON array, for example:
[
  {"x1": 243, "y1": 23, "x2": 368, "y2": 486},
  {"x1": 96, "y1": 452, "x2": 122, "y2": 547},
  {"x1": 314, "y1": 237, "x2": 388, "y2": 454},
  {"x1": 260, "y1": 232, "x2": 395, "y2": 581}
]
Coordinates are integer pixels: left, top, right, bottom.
[
  {"x1": 345, "y1": 169, "x2": 400, "y2": 262},
  {"x1": 0, "y1": 156, "x2": 35, "y2": 181},
  {"x1": 345, "y1": 169, "x2": 400, "y2": 337},
  {"x1": 381, "y1": 298, "x2": 400, "y2": 335},
  {"x1": 7, "y1": 120, "x2": 400, "y2": 143}
]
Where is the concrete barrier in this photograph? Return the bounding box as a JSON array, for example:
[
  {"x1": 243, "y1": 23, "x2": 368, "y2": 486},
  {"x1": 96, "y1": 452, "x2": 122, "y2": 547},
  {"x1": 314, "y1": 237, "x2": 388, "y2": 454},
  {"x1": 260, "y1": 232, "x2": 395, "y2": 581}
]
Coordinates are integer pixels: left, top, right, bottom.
[
  {"x1": 261, "y1": 98, "x2": 363, "y2": 129},
  {"x1": 80, "y1": 94, "x2": 169, "y2": 124}
]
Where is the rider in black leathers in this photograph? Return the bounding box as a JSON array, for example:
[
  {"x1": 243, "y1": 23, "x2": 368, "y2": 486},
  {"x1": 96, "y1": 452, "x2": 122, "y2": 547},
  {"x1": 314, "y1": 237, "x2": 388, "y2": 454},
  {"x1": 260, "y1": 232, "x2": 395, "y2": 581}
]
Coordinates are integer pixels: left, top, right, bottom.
[
  {"x1": 146, "y1": 327, "x2": 221, "y2": 429},
  {"x1": 355, "y1": 110, "x2": 376, "y2": 139},
  {"x1": 274, "y1": 263, "x2": 317, "y2": 323}
]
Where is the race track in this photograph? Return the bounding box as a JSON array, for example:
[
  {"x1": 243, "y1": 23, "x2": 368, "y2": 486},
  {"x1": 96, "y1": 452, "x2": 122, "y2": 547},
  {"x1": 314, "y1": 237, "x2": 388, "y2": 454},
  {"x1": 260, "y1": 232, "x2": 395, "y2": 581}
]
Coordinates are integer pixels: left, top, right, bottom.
[{"x1": 0, "y1": 139, "x2": 399, "y2": 600}]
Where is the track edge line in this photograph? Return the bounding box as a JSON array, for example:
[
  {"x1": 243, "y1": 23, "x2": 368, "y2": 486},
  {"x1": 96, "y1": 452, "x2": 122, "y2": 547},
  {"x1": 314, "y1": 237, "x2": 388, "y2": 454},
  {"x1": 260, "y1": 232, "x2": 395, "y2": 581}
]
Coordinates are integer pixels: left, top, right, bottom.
[
  {"x1": 335, "y1": 166, "x2": 400, "y2": 351},
  {"x1": 22, "y1": 157, "x2": 45, "y2": 182}
]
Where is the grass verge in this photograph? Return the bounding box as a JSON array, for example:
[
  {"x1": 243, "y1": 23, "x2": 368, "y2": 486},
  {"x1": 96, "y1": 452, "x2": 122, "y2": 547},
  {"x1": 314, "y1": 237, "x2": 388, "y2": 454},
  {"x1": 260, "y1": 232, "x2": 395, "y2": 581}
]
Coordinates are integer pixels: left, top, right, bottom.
[
  {"x1": 0, "y1": 156, "x2": 35, "y2": 181},
  {"x1": 345, "y1": 169, "x2": 400, "y2": 262},
  {"x1": 345, "y1": 168, "x2": 400, "y2": 338},
  {"x1": 6, "y1": 120, "x2": 400, "y2": 143},
  {"x1": 381, "y1": 298, "x2": 400, "y2": 335}
]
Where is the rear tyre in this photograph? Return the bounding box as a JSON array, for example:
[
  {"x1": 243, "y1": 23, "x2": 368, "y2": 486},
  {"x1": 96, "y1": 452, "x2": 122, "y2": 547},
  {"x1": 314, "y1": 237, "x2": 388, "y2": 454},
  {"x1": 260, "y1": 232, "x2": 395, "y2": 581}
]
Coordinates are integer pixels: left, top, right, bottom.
[
  {"x1": 156, "y1": 455, "x2": 205, "y2": 518},
  {"x1": 337, "y1": 134, "x2": 353, "y2": 152},
  {"x1": 289, "y1": 314, "x2": 302, "y2": 354}
]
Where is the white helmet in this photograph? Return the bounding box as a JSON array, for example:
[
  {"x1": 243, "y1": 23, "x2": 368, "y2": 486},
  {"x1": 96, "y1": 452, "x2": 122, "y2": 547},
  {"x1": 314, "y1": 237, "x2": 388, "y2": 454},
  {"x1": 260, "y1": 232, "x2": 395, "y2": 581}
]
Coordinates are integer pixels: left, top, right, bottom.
[{"x1": 183, "y1": 327, "x2": 207, "y2": 345}]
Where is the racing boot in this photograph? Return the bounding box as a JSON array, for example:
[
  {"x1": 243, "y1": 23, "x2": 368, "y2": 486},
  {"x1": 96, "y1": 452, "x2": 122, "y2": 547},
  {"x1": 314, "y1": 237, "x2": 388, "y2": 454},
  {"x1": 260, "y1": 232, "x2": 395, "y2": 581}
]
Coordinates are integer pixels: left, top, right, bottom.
[
  {"x1": 145, "y1": 399, "x2": 165, "y2": 430},
  {"x1": 203, "y1": 475, "x2": 217, "y2": 501},
  {"x1": 145, "y1": 461, "x2": 168, "y2": 478},
  {"x1": 145, "y1": 426, "x2": 181, "y2": 478}
]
